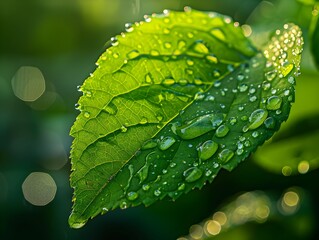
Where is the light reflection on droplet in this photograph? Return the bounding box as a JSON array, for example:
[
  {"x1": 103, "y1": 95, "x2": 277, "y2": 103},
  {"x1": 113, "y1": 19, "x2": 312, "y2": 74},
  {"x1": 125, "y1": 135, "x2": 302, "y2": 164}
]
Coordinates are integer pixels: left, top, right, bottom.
[
  {"x1": 22, "y1": 172, "x2": 57, "y2": 206},
  {"x1": 298, "y1": 161, "x2": 309, "y2": 174},
  {"x1": 279, "y1": 189, "x2": 300, "y2": 215},
  {"x1": 242, "y1": 24, "x2": 252, "y2": 37},
  {"x1": 283, "y1": 191, "x2": 299, "y2": 207},
  {"x1": 255, "y1": 205, "x2": 270, "y2": 221},
  {"x1": 11, "y1": 66, "x2": 46, "y2": 102}
]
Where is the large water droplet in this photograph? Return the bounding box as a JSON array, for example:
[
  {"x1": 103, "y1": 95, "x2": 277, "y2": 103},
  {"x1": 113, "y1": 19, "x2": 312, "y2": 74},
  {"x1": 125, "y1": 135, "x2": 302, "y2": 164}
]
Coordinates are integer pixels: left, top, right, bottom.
[
  {"x1": 110, "y1": 37, "x2": 118, "y2": 46},
  {"x1": 218, "y1": 149, "x2": 234, "y2": 163},
  {"x1": 198, "y1": 140, "x2": 218, "y2": 161},
  {"x1": 159, "y1": 136, "x2": 176, "y2": 150},
  {"x1": 125, "y1": 23, "x2": 134, "y2": 32},
  {"x1": 247, "y1": 109, "x2": 268, "y2": 130},
  {"x1": 206, "y1": 54, "x2": 218, "y2": 64},
  {"x1": 183, "y1": 167, "x2": 203, "y2": 183},
  {"x1": 266, "y1": 96, "x2": 282, "y2": 110},
  {"x1": 264, "y1": 117, "x2": 276, "y2": 129},
  {"x1": 127, "y1": 191, "x2": 138, "y2": 201},
  {"x1": 141, "y1": 139, "x2": 157, "y2": 150},
  {"x1": 215, "y1": 124, "x2": 229, "y2": 138},
  {"x1": 175, "y1": 113, "x2": 225, "y2": 140}
]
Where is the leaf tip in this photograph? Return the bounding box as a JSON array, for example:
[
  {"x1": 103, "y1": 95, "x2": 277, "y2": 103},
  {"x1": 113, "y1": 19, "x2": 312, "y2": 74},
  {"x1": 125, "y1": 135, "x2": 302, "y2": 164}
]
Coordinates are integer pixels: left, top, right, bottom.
[{"x1": 68, "y1": 211, "x2": 87, "y2": 229}]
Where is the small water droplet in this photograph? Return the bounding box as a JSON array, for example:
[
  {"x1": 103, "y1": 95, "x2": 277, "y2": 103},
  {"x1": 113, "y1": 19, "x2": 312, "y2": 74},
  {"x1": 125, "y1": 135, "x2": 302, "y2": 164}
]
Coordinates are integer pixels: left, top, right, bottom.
[
  {"x1": 183, "y1": 167, "x2": 203, "y2": 183},
  {"x1": 120, "y1": 201, "x2": 128, "y2": 209},
  {"x1": 198, "y1": 140, "x2": 219, "y2": 161},
  {"x1": 142, "y1": 184, "x2": 150, "y2": 191},
  {"x1": 178, "y1": 183, "x2": 185, "y2": 191},
  {"x1": 264, "y1": 117, "x2": 275, "y2": 129},
  {"x1": 159, "y1": 136, "x2": 176, "y2": 150},
  {"x1": 174, "y1": 113, "x2": 225, "y2": 140},
  {"x1": 206, "y1": 54, "x2": 218, "y2": 64},
  {"x1": 249, "y1": 96, "x2": 257, "y2": 102},
  {"x1": 121, "y1": 126, "x2": 128, "y2": 132},
  {"x1": 236, "y1": 148, "x2": 244, "y2": 155},
  {"x1": 127, "y1": 191, "x2": 138, "y2": 201},
  {"x1": 101, "y1": 207, "x2": 109, "y2": 215},
  {"x1": 210, "y1": 28, "x2": 226, "y2": 41},
  {"x1": 162, "y1": 78, "x2": 175, "y2": 86},
  {"x1": 229, "y1": 117, "x2": 237, "y2": 125},
  {"x1": 186, "y1": 59, "x2": 194, "y2": 66},
  {"x1": 150, "y1": 49, "x2": 160, "y2": 56},
  {"x1": 265, "y1": 70, "x2": 277, "y2": 81},
  {"x1": 238, "y1": 84, "x2": 248, "y2": 92},
  {"x1": 252, "y1": 131, "x2": 259, "y2": 138},
  {"x1": 288, "y1": 76, "x2": 295, "y2": 84},
  {"x1": 154, "y1": 189, "x2": 161, "y2": 196},
  {"x1": 213, "y1": 69, "x2": 221, "y2": 78},
  {"x1": 205, "y1": 169, "x2": 212, "y2": 176},
  {"x1": 125, "y1": 23, "x2": 134, "y2": 32},
  {"x1": 215, "y1": 124, "x2": 230, "y2": 138},
  {"x1": 84, "y1": 112, "x2": 90, "y2": 118},
  {"x1": 113, "y1": 52, "x2": 119, "y2": 59},
  {"x1": 164, "y1": 42, "x2": 172, "y2": 49},
  {"x1": 218, "y1": 149, "x2": 234, "y2": 164},
  {"x1": 104, "y1": 104, "x2": 118, "y2": 115},
  {"x1": 262, "y1": 81, "x2": 271, "y2": 91},
  {"x1": 141, "y1": 139, "x2": 157, "y2": 150},
  {"x1": 111, "y1": 37, "x2": 119, "y2": 46},
  {"x1": 237, "y1": 73, "x2": 245, "y2": 81},
  {"x1": 266, "y1": 96, "x2": 282, "y2": 110}
]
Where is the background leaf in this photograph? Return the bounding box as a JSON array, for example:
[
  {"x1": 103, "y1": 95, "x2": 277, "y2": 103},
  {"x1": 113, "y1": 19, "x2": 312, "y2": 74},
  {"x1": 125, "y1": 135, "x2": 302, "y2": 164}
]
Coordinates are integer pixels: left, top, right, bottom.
[{"x1": 69, "y1": 8, "x2": 303, "y2": 228}]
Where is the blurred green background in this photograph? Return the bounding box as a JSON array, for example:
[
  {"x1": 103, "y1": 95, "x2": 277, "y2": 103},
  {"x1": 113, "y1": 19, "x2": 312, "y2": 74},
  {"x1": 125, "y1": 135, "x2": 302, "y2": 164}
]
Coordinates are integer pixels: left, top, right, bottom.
[{"x1": 1, "y1": 0, "x2": 319, "y2": 239}]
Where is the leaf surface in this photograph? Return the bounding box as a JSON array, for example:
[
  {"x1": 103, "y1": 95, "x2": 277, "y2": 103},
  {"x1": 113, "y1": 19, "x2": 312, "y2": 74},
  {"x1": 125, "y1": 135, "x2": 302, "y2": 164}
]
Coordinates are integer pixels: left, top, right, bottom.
[{"x1": 69, "y1": 9, "x2": 303, "y2": 228}]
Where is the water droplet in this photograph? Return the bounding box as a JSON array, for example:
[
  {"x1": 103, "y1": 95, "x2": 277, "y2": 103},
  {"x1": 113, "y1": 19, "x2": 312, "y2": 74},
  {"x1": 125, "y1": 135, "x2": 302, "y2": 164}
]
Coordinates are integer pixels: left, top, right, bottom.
[
  {"x1": 164, "y1": 42, "x2": 172, "y2": 49},
  {"x1": 249, "y1": 96, "x2": 257, "y2": 102},
  {"x1": 238, "y1": 84, "x2": 248, "y2": 92},
  {"x1": 120, "y1": 201, "x2": 128, "y2": 209},
  {"x1": 266, "y1": 96, "x2": 282, "y2": 110},
  {"x1": 127, "y1": 191, "x2": 138, "y2": 201},
  {"x1": 198, "y1": 140, "x2": 219, "y2": 161},
  {"x1": 121, "y1": 126, "x2": 128, "y2": 132},
  {"x1": 183, "y1": 167, "x2": 203, "y2": 183},
  {"x1": 159, "y1": 136, "x2": 176, "y2": 150},
  {"x1": 127, "y1": 49, "x2": 139, "y2": 59},
  {"x1": 178, "y1": 183, "x2": 185, "y2": 191},
  {"x1": 236, "y1": 148, "x2": 244, "y2": 155},
  {"x1": 213, "y1": 69, "x2": 221, "y2": 78},
  {"x1": 265, "y1": 70, "x2": 277, "y2": 81},
  {"x1": 238, "y1": 105, "x2": 245, "y2": 111},
  {"x1": 247, "y1": 109, "x2": 268, "y2": 130},
  {"x1": 262, "y1": 81, "x2": 271, "y2": 91},
  {"x1": 175, "y1": 113, "x2": 225, "y2": 139},
  {"x1": 264, "y1": 117, "x2": 275, "y2": 129},
  {"x1": 244, "y1": 140, "x2": 251, "y2": 147},
  {"x1": 206, "y1": 54, "x2": 218, "y2": 64},
  {"x1": 215, "y1": 124, "x2": 229, "y2": 137},
  {"x1": 144, "y1": 73, "x2": 154, "y2": 84},
  {"x1": 205, "y1": 169, "x2": 212, "y2": 176},
  {"x1": 113, "y1": 52, "x2": 119, "y2": 59},
  {"x1": 252, "y1": 131, "x2": 259, "y2": 138},
  {"x1": 104, "y1": 104, "x2": 118, "y2": 115},
  {"x1": 210, "y1": 28, "x2": 226, "y2": 41},
  {"x1": 229, "y1": 117, "x2": 237, "y2": 125},
  {"x1": 193, "y1": 40, "x2": 209, "y2": 54},
  {"x1": 141, "y1": 139, "x2": 157, "y2": 150},
  {"x1": 194, "y1": 78, "x2": 203, "y2": 85},
  {"x1": 187, "y1": 32, "x2": 194, "y2": 38},
  {"x1": 125, "y1": 23, "x2": 134, "y2": 32},
  {"x1": 162, "y1": 78, "x2": 175, "y2": 86},
  {"x1": 214, "y1": 81, "x2": 221, "y2": 88},
  {"x1": 154, "y1": 189, "x2": 161, "y2": 196},
  {"x1": 142, "y1": 184, "x2": 150, "y2": 191},
  {"x1": 101, "y1": 207, "x2": 109, "y2": 215},
  {"x1": 150, "y1": 49, "x2": 160, "y2": 56},
  {"x1": 288, "y1": 76, "x2": 295, "y2": 84},
  {"x1": 227, "y1": 64, "x2": 235, "y2": 72},
  {"x1": 110, "y1": 37, "x2": 118, "y2": 46},
  {"x1": 218, "y1": 149, "x2": 234, "y2": 164},
  {"x1": 84, "y1": 112, "x2": 90, "y2": 118},
  {"x1": 237, "y1": 73, "x2": 245, "y2": 81}
]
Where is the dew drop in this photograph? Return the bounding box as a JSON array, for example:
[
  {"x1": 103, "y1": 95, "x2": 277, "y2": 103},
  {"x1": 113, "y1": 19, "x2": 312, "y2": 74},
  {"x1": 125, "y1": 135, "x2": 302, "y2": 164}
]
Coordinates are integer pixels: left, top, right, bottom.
[
  {"x1": 262, "y1": 81, "x2": 271, "y2": 91},
  {"x1": 164, "y1": 42, "x2": 172, "y2": 49},
  {"x1": 186, "y1": 59, "x2": 194, "y2": 66},
  {"x1": 247, "y1": 109, "x2": 268, "y2": 130},
  {"x1": 238, "y1": 84, "x2": 248, "y2": 92},
  {"x1": 126, "y1": 49, "x2": 139, "y2": 59},
  {"x1": 120, "y1": 201, "x2": 128, "y2": 209},
  {"x1": 150, "y1": 49, "x2": 160, "y2": 56},
  {"x1": 162, "y1": 78, "x2": 175, "y2": 86},
  {"x1": 154, "y1": 189, "x2": 161, "y2": 196},
  {"x1": 183, "y1": 167, "x2": 203, "y2": 183},
  {"x1": 206, "y1": 54, "x2": 218, "y2": 64},
  {"x1": 121, "y1": 126, "x2": 128, "y2": 132},
  {"x1": 178, "y1": 183, "x2": 185, "y2": 191},
  {"x1": 159, "y1": 136, "x2": 176, "y2": 150},
  {"x1": 110, "y1": 37, "x2": 118, "y2": 46},
  {"x1": 215, "y1": 124, "x2": 229, "y2": 138},
  {"x1": 198, "y1": 140, "x2": 219, "y2": 161},
  {"x1": 288, "y1": 76, "x2": 295, "y2": 84},
  {"x1": 218, "y1": 149, "x2": 234, "y2": 164},
  {"x1": 144, "y1": 73, "x2": 154, "y2": 84},
  {"x1": 210, "y1": 28, "x2": 226, "y2": 41},
  {"x1": 142, "y1": 184, "x2": 150, "y2": 191},
  {"x1": 104, "y1": 104, "x2": 118, "y2": 115},
  {"x1": 193, "y1": 40, "x2": 209, "y2": 54},
  {"x1": 141, "y1": 139, "x2": 157, "y2": 150},
  {"x1": 125, "y1": 23, "x2": 134, "y2": 32},
  {"x1": 266, "y1": 96, "x2": 282, "y2": 110},
  {"x1": 84, "y1": 112, "x2": 90, "y2": 118},
  {"x1": 265, "y1": 70, "x2": 277, "y2": 81},
  {"x1": 249, "y1": 96, "x2": 257, "y2": 102},
  {"x1": 237, "y1": 73, "x2": 245, "y2": 81},
  {"x1": 174, "y1": 113, "x2": 225, "y2": 140},
  {"x1": 264, "y1": 117, "x2": 275, "y2": 129},
  {"x1": 229, "y1": 117, "x2": 237, "y2": 125},
  {"x1": 236, "y1": 148, "x2": 244, "y2": 155},
  {"x1": 252, "y1": 131, "x2": 259, "y2": 138},
  {"x1": 127, "y1": 191, "x2": 138, "y2": 201}
]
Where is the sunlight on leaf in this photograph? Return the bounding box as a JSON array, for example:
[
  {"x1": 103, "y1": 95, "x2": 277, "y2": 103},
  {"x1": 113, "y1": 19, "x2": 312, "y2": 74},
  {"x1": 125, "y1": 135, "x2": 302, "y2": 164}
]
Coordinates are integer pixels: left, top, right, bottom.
[{"x1": 69, "y1": 8, "x2": 303, "y2": 228}]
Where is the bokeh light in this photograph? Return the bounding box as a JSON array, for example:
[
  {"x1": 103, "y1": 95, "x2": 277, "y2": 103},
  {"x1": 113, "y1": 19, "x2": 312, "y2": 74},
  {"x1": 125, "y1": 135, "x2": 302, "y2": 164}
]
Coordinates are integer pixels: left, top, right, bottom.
[
  {"x1": 22, "y1": 172, "x2": 57, "y2": 206},
  {"x1": 11, "y1": 66, "x2": 45, "y2": 102}
]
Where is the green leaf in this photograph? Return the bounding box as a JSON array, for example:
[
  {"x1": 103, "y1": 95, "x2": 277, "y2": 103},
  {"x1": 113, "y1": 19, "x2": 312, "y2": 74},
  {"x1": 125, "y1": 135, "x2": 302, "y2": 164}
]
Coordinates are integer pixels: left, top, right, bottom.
[
  {"x1": 69, "y1": 8, "x2": 303, "y2": 228},
  {"x1": 253, "y1": 71, "x2": 319, "y2": 175},
  {"x1": 311, "y1": 7, "x2": 319, "y2": 68}
]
